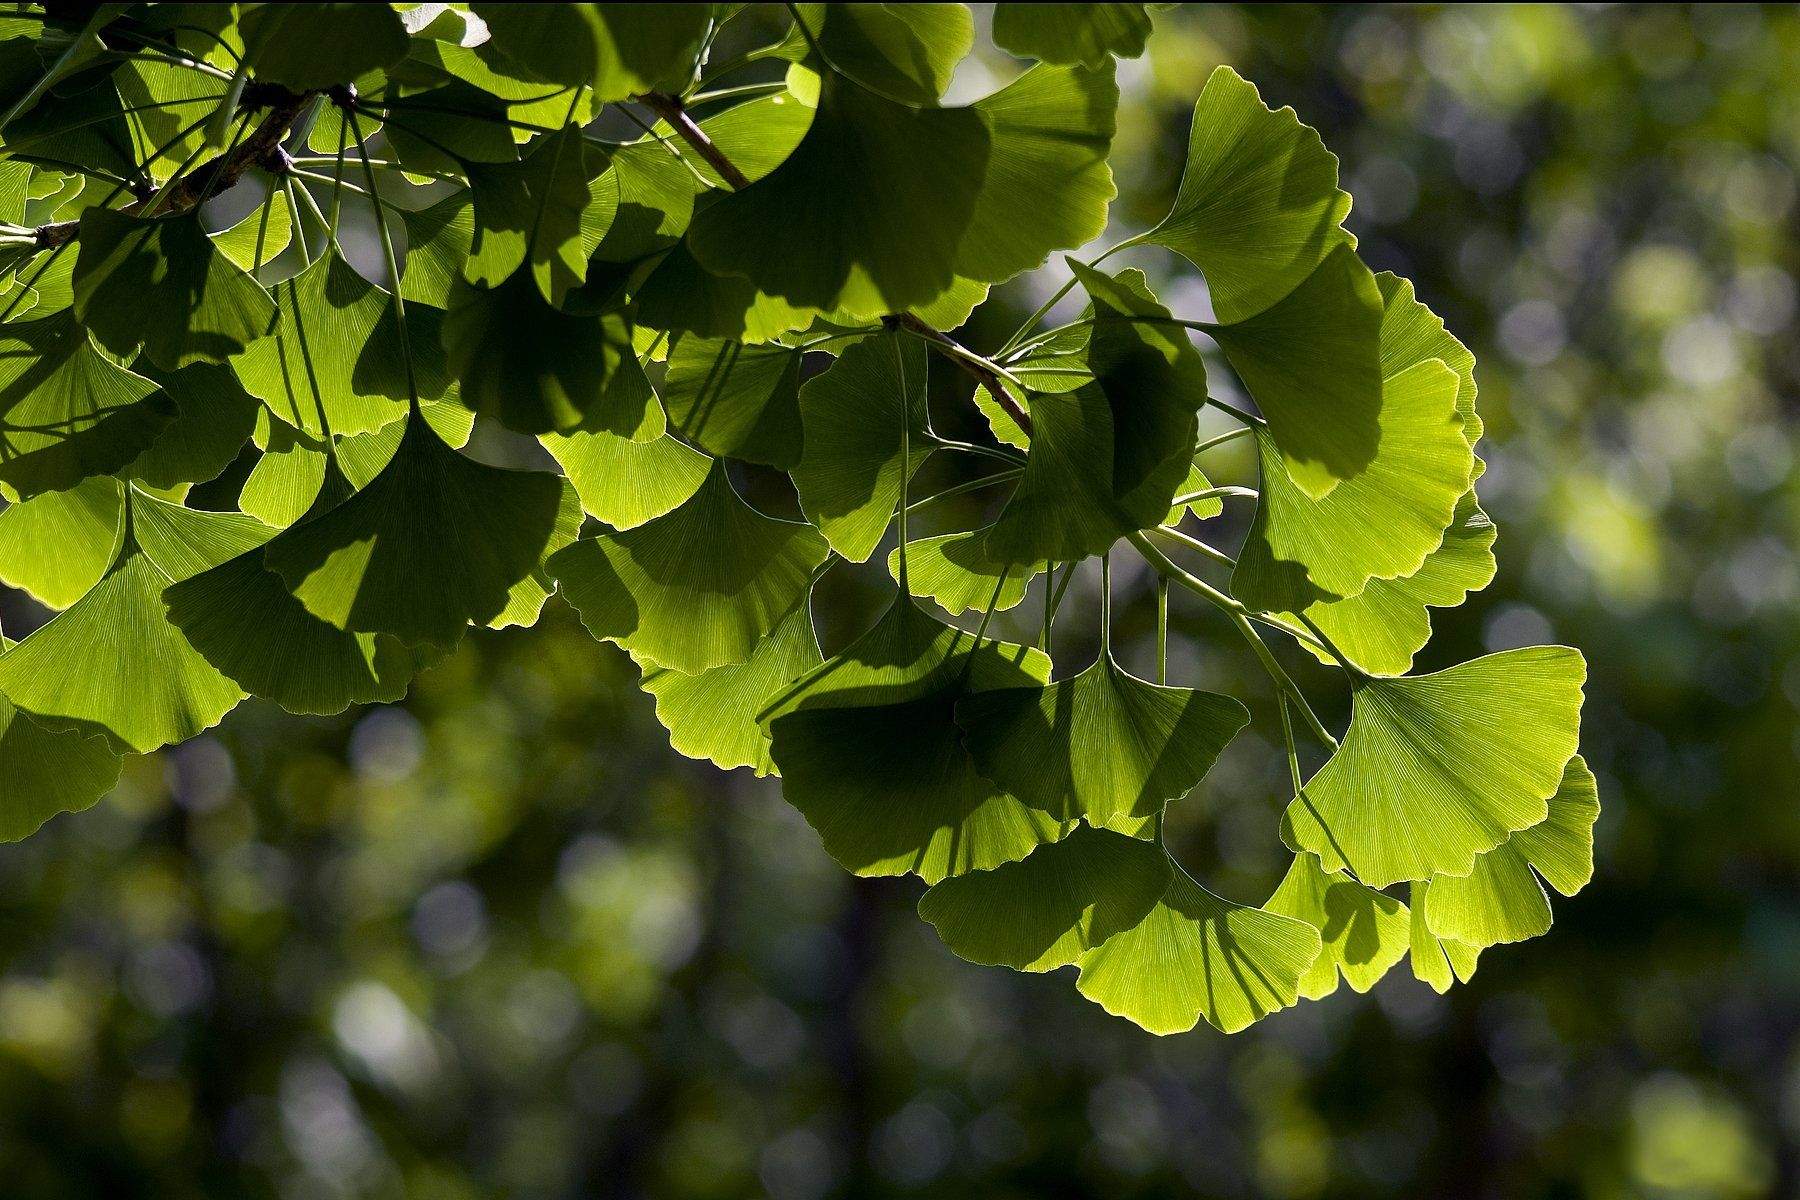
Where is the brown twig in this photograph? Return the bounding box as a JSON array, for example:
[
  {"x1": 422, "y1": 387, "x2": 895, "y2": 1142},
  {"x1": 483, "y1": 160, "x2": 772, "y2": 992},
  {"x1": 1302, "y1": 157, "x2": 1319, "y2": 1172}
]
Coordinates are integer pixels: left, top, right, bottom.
[
  {"x1": 888, "y1": 312, "x2": 1034, "y2": 436},
  {"x1": 34, "y1": 87, "x2": 317, "y2": 249},
  {"x1": 638, "y1": 90, "x2": 751, "y2": 191}
]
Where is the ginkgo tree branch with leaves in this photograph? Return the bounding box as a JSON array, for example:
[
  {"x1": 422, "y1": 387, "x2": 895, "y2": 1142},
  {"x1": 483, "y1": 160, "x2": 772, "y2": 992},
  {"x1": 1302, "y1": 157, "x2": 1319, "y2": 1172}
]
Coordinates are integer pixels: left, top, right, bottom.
[{"x1": 0, "y1": 2, "x2": 1594, "y2": 1037}]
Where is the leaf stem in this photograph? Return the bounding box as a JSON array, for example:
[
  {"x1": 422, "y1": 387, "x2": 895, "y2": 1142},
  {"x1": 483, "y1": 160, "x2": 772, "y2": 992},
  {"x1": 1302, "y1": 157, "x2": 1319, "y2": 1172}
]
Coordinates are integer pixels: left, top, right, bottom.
[
  {"x1": 1195, "y1": 425, "x2": 1255, "y2": 455},
  {"x1": 637, "y1": 90, "x2": 751, "y2": 190},
  {"x1": 346, "y1": 108, "x2": 417, "y2": 406},
  {"x1": 889, "y1": 313, "x2": 1033, "y2": 436},
  {"x1": 904, "y1": 470, "x2": 1021, "y2": 514}
]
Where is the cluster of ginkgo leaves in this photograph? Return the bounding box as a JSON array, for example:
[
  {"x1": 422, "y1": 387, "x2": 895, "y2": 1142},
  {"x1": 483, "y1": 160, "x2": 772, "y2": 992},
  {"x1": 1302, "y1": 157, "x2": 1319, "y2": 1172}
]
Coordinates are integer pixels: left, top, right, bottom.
[{"x1": 0, "y1": 3, "x2": 1594, "y2": 1035}]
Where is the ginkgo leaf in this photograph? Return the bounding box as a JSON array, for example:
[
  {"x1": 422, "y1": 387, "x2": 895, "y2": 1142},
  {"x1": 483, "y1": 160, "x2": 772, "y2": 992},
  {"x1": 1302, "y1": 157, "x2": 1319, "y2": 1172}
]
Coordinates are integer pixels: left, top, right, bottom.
[
  {"x1": 472, "y1": 3, "x2": 709, "y2": 99},
  {"x1": 986, "y1": 265, "x2": 1204, "y2": 564},
  {"x1": 0, "y1": 474, "x2": 121, "y2": 610},
  {"x1": 1074, "y1": 867, "x2": 1323, "y2": 1034},
  {"x1": 444, "y1": 269, "x2": 637, "y2": 435},
  {"x1": 1424, "y1": 756, "x2": 1600, "y2": 948},
  {"x1": 766, "y1": 598, "x2": 1069, "y2": 882},
  {"x1": 886, "y1": 529, "x2": 1039, "y2": 615},
  {"x1": 73, "y1": 209, "x2": 276, "y2": 371},
  {"x1": 639, "y1": 597, "x2": 822, "y2": 776},
  {"x1": 0, "y1": 542, "x2": 243, "y2": 753},
  {"x1": 239, "y1": 414, "x2": 327, "y2": 528},
  {"x1": 1283, "y1": 647, "x2": 1587, "y2": 887},
  {"x1": 991, "y1": 3, "x2": 1153, "y2": 67},
  {"x1": 464, "y1": 125, "x2": 600, "y2": 307},
  {"x1": 0, "y1": 679, "x2": 122, "y2": 843},
  {"x1": 688, "y1": 62, "x2": 1115, "y2": 316},
  {"x1": 542, "y1": 424, "x2": 710, "y2": 530},
  {"x1": 1377, "y1": 273, "x2": 1481, "y2": 450},
  {"x1": 400, "y1": 192, "x2": 475, "y2": 308},
  {"x1": 1408, "y1": 881, "x2": 1481, "y2": 993},
  {"x1": 130, "y1": 487, "x2": 277, "y2": 581},
  {"x1": 0, "y1": 312, "x2": 175, "y2": 498},
  {"x1": 240, "y1": 2, "x2": 411, "y2": 90},
  {"x1": 1143, "y1": 65, "x2": 1353, "y2": 323},
  {"x1": 957, "y1": 653, "x2": 1249, "y2": 834},
  {"x1": 489, "y1": 478, "x2": 584, "y2": 630},
  {"x1": 632, "y1": 238, "x2": 820, "y2": 344},
  {"x1": 121, "y1": 361, "x2": 262, "y2": 489},
  {"x1": 208, "y1": 188, "x2": 294, "y2": 274},
  {"x1": 232, "y1": 248, "x2": 450, "y2": 438},
  {"x1": 918, "y1": 826, "x2": 1171, "y2": 971},
  {"x1": 1232, "y1": 358, "x2": 1472, "y2": 611},
  {"x1": 549, "y1": 462, "x2": 828, "y2": 673},
  {"x1": 661, "y1": 336, "x2": 805, "y2": 469},
  {"x1": 1293, "y1": 493, "x2": 1497, "y2": 676},
  {"x1": 1265, "y1": 853, "x2": 1411, "y2": 1000},
  {"x1": 1209, "y1": 244, "x2": 1383, "y2": 497},
  {"x1": 792, "y1": 333, "x2": 932, "y2": 561},
  {"x1": 262, "y1": 413, "x2": 565, "y2": 647},
  {"x1": 797, "y1": 3, "x2": 973, "y2": 106},
  {"x1": 381, "y1": 83, "x2": 521, "y2": 178}
]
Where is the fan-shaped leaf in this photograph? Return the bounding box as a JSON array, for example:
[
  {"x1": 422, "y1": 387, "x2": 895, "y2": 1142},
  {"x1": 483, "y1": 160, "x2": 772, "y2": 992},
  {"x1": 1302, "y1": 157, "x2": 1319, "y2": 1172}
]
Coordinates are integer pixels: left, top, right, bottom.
[
  {"x1": 73, "y1": 209, "x2": 276, "y2": 371},
  {"x1": 0, "y1": 312, "x2": 175, "y2": 498},
  {"x1": 1074, "y1": 868, "x2": 1322, "y2": 1034},
  {"x1": 232, "y1": 248, "x2": 449, "y2": 437},
  {"x1": 957, "y1": 653, "x2": 1248, "y2": 834},
  {"x1": 464, "y1": 124, "x2": 600, "y2": 306},
  {"x1": 400, "y1": 192, "x2": 475, "y2": 308},
  {"x1": 0, "y1": 680, "x2": 122, "y2": 843},
  {"x1": 240, "y1": 413, "x2": 327, "y2": 528},
  {"x1": 121, "y1": 361, "x2": 261, "y2": 489},
  {"x1": 886, "y1": 529, "x2": 1039, "y2": 616},
  {"x1": 1232, "y1": 358, "x2": 1472, "y2": 611},
  {"x1": 0, "y1": 475, "x2": 122, "y2": 609},
  {"x1": 640, "y1": 597, "x2": 822, "y2": 776},
  {"x1": 542, "y1": 423, "x2": 710, "y2": 530},
  {"x1": 918, "y1": 826, "x2": 1171, "y2": 970},
  {"x1": 796, "y1": 3, "x2": 973, "y2": 105},
  {"x1": 1265, "y1": 853, "x2": 1411, "y2": 999},
  {"x1": 1143, "y1": 66, "x2": 1353, "y2": 323},
  {"x1": 472, "y1": 3, "x2": 708, "y2": 99},
  {"x1": 549, "y1": 462, "x2": 828, "y2": 673},
  {"x1": 661, "y1": 336, "x2": 805, "y2": 469},
  {"x1": 489, "y1": 478, "x2": 584, "y2": 630},
  {"x1": 1209, "y1": 245, "x2": 1382, "y2": 498},
  {"x1": 262, "y1": 413, "x2": 565, "y2": 646},
  {"x1": 240, "y1": 2, "x2": 411, "y2": 90},
  {"x1": 991, "y1": 4, "x2": 1152, "y2": 67},
  {"x1": 1408, "y1": 881, "x2": 1481, "y2": 993},
  {"x1": 1424, "y1": 756, "x2": 1599, "y2": 948},
  {"x1": 792, "y1": 333, "x2": 931, "y2": 561},
  {"x1": 1283, "y1": 647, "x2": 1587, "y2": 887}
]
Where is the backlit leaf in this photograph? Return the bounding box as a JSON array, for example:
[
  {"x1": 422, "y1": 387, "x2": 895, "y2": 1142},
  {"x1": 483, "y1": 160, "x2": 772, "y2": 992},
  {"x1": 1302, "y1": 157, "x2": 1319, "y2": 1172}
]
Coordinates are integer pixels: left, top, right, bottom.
[
  {"x1": 991, "y1": 3, "x2": 1153, "y2": 67},
  {"x1": 472, "y1": 3, "x2": 709, "y2": 99},
  {"x1": 661, "y1": 336, "x2": 805, "y2": 469},
  {"x1": 0, "y1": 677, "x2": 122, "y2": 842},
  {"x1": 240, "y1": 2, "x2": 411, "y2": 90},
  {"x1": 1265, "y1": 853, "x2": 1411, "y2": 1000},
  {"x1": 0, "y1": 475, "x2": 122, "y2": 609},
  {"x1": 464, "y1": 124, "x2": 600, "y2": 306}
]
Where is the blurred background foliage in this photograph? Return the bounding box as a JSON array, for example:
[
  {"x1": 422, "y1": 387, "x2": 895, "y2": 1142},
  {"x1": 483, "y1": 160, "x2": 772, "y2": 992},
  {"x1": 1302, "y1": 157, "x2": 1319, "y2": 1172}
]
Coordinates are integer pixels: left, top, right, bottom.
[{"x1": 0, "y1": 4, "x2": 1796, "y2": 1197}]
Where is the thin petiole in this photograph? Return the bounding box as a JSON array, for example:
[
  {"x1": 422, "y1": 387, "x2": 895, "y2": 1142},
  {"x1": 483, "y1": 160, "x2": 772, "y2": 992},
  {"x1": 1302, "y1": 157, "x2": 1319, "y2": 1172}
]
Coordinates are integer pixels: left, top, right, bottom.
[{"x1": 903, "y1": 469, "x2": 1020, "y2": 513}]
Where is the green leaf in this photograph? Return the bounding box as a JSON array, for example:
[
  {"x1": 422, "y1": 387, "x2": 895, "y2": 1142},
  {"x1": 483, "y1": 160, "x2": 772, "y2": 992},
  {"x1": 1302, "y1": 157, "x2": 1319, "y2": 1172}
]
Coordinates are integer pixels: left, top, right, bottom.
[
  {"x1": 1423, "y1": 756, "x2": 1600, "y2": 948},
  {"x1": 1231, "y1": 358, "x2": 1472, "y2": 611},
  {"x1": 400, "y1": 192, "x2": 475, "y2": 308},
  {"x1": 800, "y1": 3, "x2": 973, "y2": 105},
  {"x1": 918, "y1": 826, "x2": 1171, "y2": 970},
  {"x1": 0, "y1": 679, "x2": 122, "y2": 843},
  {"x1": 240, "y1": 2, "x2": 412, "y2": 90},
  {"x1": 549, "y1": 462, "x2": 828, "y2": 673},
  {"x1": 239, "y1": 413, "x2": 326, "y2": 528},
  {"x1": 986, "y1": 265, "x2": 1204, "y2": 564},
  {"x1": 262, "y1": 413, "x2": 565, "y2": 646},
  {"x1": 1265, "y1": 853, "x2": 1411, "y2": 1000},
  {"x1": 208, "y1": 188, "x2": 294, "y2": 275},
  {"x1": 792, "y1": 333, "x2": 932, "y2": 561},
  {"x1": 232, "y1": 248, "x2": 449, "y2": 438},
  {"x1": 766, "y1": 599, "x2": 1069, "y2": 882},
  {"x1": 688, "y1": 62, "x2": 1116, "y2": 316},
  {"x1": 661, "y1": 336, "x2": 806, "y2": 469},
  {"x1": 0, "y1": 475, "x2": 122, "y2": 609},
  {"x1": 1283, "y1": 647, "x2": 1588, "y2": 887},
  {"x1": 130, "y1": 486, "x2": 277, "y2": 581},
  {"x1": 1408, "y1": 881, "x2": 1481, "y2": 993},
  {"x1": 1292, "y1": 493, "x2": 1497, "y2": 676},
  {"x1": 464, "y1": 125, "x2": 600, "y2": 306},
  {"x1": 489, "y1": 477, "x2": 584, "y2": 630},
  {"x1": 73, "y1": 209, "x2": 277, "y2": 371},
  {"x1": 472, "y1": 3, "x2": 709, "y2": 98},
  {"x1": 633, "y1": 238, "x2": 820, "y2": 344},
  {"x1": 541, "y1": 423, "x2": 710, "y2": 530},
  {"x1": 1208, "y1": 245, "x2": 1383, "y2": 498},
  {"x1": 444, "y1": 269, "x2": 637, "y2": 435},
  {"x1": 0, "y1": 312, "x2": 175, "y2": 498},
  {"x1": 1074, "y1": 867, "x2": 1323, "y2": 1034},
  {"x1": 886, "y1": 529, "x2": 1039, "y2": 616},
  {"x1": 1143, "y1": 65, "x2": 1353, "y2": 323},
  {"x1": 957, "y1": 653, "x2": 1249, "y2": 835},
  {"x1": 1377, "y1": 273, "x2": 1481, "y2": 451},
  {"x1": 121, "y1": 361, "x2": 262, "y2": 489},
  {"x1": 640, "y1": 597, "x2": 822, "y2": 776},
  {"x1": 991, "y1": 3, "x2": 1153, "y2": 67},
  {"x1": 0, "y1": 542, "x2": 243, "y2": 754}
]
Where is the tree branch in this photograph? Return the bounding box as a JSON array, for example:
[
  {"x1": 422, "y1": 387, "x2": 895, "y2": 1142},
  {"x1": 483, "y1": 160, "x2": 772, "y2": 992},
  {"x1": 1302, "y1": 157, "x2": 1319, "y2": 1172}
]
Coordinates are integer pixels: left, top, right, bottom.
[
  {"x1": 34, "y1": 87, "x2": 317, "y2": 249},
  {"x1": 638, "y1": 90, "x2": 751, "y2": 191},
  {"x1": 888, "y1": 312, "x2": 1034, "y2": 436}
]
